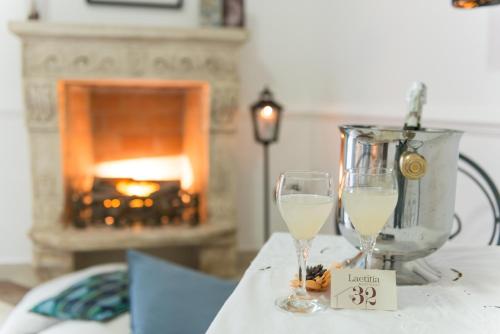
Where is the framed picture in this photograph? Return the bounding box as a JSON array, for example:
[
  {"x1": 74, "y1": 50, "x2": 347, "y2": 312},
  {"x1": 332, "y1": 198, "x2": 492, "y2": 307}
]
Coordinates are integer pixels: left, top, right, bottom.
[
  {"x1": 87, "y1": 0, "x2": 183, "y2": 9},
  {"x1": 223, "y1": 0, "x2": 244, "y2": 27}
]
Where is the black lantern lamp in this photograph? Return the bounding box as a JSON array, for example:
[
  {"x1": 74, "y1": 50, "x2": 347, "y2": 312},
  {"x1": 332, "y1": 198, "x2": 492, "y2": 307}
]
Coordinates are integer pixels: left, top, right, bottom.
[
  {"x1": 251, "y1": 88, "x2": 283, "y2": 145},
  {"x1": 251, "y1": 87, "x2": 283, "y2": 242},
  {"x1": 453, "y1": 0, "x2": 500, "y2": 8}
]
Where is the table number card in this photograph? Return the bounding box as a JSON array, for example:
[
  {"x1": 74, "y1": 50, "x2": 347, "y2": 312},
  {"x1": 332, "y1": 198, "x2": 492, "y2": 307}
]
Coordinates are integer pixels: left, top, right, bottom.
[{"x1": 331, "y1": 269, "x2": 397, "y2": 311}]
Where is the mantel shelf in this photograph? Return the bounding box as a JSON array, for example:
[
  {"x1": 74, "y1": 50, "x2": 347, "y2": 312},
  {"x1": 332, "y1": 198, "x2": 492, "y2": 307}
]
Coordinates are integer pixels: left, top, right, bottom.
[
  {"x1": 31, "y1": 223, "x2": 235, "y2": 252},
  {"x1": 9, "y1": 20, "x2": 248, "y2": 43}
]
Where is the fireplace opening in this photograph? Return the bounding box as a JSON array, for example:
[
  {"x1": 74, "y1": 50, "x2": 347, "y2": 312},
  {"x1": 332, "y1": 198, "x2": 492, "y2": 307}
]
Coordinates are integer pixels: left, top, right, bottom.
[{"x1": 58, "y1": 80, "x2": 210, "y2": 229}]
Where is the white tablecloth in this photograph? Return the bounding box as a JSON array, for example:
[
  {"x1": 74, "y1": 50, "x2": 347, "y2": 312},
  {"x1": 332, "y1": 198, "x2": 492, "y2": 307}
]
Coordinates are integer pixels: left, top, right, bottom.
[{"x1": 208, "y1": 233, "x2": 500, "y2": 334}]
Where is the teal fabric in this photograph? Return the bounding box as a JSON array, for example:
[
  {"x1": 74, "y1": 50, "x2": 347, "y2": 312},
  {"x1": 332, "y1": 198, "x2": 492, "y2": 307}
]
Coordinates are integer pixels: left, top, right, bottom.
[
  {"x1": 127, "y1": 250, "x2": 236, "y2": 334},
  {"x1": 31, "y1": 271, "x2": 129, "y2": 322}
]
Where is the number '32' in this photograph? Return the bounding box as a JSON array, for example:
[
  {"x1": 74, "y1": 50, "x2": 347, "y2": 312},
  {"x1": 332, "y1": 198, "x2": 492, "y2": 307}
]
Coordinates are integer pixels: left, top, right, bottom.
[{"x1": 351, "y1": 286, "x2": 377, "y2": 306}]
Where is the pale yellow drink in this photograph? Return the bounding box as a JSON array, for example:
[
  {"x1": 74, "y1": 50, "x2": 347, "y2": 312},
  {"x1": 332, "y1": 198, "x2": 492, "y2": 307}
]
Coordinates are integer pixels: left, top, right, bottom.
[
  {"x1": 342, "y1": 188, "x2": 398, "y2": 236},
  {"x1": 278, "y1": 194, "x2": 334, "y2": 240}
]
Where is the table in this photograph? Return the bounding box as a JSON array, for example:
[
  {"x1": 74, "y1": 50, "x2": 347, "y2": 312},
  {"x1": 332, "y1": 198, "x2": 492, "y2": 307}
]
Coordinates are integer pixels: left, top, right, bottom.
[{"x1": 207, "y1": 233, "x2": 500, "y2": 334}]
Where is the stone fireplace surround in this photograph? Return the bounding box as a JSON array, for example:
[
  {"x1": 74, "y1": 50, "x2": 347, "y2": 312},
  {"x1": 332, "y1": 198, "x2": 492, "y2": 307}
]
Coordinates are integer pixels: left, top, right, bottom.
[{"x1": 9, "y1": 21, "x2": 247, "y2": 280}]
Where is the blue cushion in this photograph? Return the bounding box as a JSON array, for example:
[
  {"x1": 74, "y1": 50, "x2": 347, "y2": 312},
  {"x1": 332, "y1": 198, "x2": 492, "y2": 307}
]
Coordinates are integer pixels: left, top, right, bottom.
[{"x1": 127, "y1": 250, "x2": 236, "y2": 334}]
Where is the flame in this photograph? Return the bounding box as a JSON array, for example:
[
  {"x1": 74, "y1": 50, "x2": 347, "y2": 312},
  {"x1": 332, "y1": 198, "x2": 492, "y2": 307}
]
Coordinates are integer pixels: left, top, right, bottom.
[
  {"x1": 103, "y1": 199, "x2": 121, "y2": 208},
  {"x1": 104, "y1": 216, "x2": 114, "y2": 226},
  {"x1": 129, "y1": 198, "x2": 145, "y2": 208},
  {"x1": 94, "y1": 156, "x2": 194, "y2": 190},
  {"x1": 116, "y1": 181, "x2": 160, "y2": 197}
]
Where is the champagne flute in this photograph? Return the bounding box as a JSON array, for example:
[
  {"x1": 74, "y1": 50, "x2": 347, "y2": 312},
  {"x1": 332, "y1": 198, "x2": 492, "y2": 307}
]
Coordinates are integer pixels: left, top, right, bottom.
[
  {"x1": 340, "y1": 168, "x2": 398, "y2": 269},
  {"x1": 275, "y1": 171, "x2": 334, "y2": 314}
]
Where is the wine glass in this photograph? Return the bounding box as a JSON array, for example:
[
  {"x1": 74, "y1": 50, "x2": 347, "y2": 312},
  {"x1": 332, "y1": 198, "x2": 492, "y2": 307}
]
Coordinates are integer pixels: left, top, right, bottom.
[
  {"x1": 340, "y1": 167, "x2": 398, "y2": 269},
  {"x1": 275, "y1": 171, "x2": 334, "y2": 314}
]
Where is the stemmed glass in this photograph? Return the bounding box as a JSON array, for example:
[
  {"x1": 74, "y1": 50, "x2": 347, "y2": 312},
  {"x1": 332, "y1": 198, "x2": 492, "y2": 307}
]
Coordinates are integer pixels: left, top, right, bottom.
[
  {"x1": 340, "y1": 168, "x2": 398, "y2": 269},
  {"x1": 275, "y1": 171, "x2": 334, "y2": 314}
]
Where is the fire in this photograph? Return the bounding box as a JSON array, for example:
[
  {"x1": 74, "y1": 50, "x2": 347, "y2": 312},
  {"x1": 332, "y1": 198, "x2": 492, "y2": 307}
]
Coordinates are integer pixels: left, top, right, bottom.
[
  {"x1": 116, "y1": 180, "x2": 160, "y2": 197},
  {"x1": 94, "y1": 156, "x2": 194, "y2": 190}
]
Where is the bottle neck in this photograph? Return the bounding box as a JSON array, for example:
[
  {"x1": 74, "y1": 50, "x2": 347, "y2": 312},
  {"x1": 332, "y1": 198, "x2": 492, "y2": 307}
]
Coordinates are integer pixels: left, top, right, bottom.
[
  {"x1": 405, "y1": 81, "x2": 426, "y2": 130},
  {"x1": 404, "y1": 112, "x2": 421, "y2": 130}
]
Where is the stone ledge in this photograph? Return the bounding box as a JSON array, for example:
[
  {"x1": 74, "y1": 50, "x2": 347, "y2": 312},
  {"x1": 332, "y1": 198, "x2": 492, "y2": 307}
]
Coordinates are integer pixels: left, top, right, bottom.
[
  {"x1": 30, "y1": 223, "x2": 236, "y2": 252},
  {"x1": 9, "y1": 21, "x2": 248, "y2": 44}
]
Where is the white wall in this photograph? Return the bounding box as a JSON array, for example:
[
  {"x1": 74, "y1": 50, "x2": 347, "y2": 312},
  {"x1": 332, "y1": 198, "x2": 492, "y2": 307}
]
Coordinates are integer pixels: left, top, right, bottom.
[
  {"x1": 238, "y1": 0, "x2": 500, "y2": 249},
  {"x1": 1, "y1": 1, "x2": 500, "y2": 263},
  {"x1": 240, "y1": 0, "x2": 500, "y2": 121},
  {"x1": 0, "y1": 1, "x2": 32, "y2": 263}
]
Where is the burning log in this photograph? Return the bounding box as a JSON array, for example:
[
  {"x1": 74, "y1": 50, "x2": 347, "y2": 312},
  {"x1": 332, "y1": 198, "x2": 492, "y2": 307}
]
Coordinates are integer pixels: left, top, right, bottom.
[{"x1": 70, "y1": 178, "x2": 200, "y2": 229}]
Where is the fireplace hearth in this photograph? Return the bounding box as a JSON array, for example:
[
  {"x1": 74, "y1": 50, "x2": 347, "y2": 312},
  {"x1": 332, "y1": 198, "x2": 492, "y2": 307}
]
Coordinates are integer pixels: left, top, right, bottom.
[
  {"x1": 10, "y1": 21, "x2": 247, "y2": 280},
  {"x1": 59, "y1": 79, "x2": 209, "y2": 230}
]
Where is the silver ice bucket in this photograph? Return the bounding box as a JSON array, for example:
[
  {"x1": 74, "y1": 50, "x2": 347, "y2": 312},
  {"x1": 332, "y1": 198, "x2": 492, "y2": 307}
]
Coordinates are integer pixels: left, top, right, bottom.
[{"x1": 337, "y1": 125, "x2": 463, "y2": 284}]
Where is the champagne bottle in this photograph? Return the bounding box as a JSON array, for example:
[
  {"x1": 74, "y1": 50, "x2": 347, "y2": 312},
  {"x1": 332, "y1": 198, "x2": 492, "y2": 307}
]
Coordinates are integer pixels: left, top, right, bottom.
[{"x1": 393, "y1": 82, "x2": 428, "y2": 229}]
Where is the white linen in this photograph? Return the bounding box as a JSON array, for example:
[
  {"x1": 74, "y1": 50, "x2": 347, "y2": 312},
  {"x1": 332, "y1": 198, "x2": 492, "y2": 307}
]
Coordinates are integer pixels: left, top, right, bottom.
[
  {"x1": 0, "y1": 263, "x2": 128, "y2": 334},
  {"x1": 39, "y1": 314, "x2": 130, "y2": 334},
  {"x1": 208, "y1": 233, "x2": 500, "y2": 334},
  {"x1": 0, "y1": 302, "x2": 13, "y2": 328}
]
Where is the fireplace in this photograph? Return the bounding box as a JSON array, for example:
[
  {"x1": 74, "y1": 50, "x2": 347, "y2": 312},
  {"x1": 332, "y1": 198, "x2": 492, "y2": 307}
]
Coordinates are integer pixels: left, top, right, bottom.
[
  {"x1": 10, "y1": 21, "x2": 247, "y2": 280},
  {"x1": 59, "y1": 80, "x2": 209, "y2": 229}
]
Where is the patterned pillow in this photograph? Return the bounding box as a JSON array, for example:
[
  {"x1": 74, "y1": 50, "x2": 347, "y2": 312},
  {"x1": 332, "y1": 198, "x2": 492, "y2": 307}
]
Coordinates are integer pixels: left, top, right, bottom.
[{"x1": 30, "y1": 270, "x2": 128, "y2": 322}]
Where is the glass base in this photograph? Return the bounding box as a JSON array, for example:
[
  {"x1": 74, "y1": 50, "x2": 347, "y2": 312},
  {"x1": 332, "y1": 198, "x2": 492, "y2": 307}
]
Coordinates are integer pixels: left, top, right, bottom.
[{"x1": 275, "y1": 294, "x2": 328, "y2": 314}]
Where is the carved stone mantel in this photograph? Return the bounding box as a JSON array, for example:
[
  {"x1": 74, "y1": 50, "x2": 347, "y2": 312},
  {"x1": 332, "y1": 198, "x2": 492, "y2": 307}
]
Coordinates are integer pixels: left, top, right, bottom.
[{"x1": 10, "y1": 21, "x2": 247, "y2": 280}]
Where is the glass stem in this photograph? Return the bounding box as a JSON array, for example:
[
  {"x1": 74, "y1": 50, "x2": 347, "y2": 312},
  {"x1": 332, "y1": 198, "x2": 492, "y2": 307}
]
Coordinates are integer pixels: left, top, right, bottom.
[
  {"x1": 359, "y1": 235, "x2": 376, "y2": 269},
  {"x1": 294, "y1": 239, "x2": 311, "y2": 297}
]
